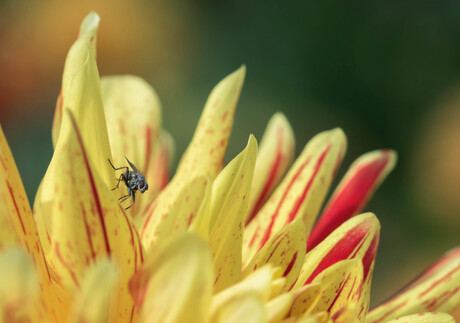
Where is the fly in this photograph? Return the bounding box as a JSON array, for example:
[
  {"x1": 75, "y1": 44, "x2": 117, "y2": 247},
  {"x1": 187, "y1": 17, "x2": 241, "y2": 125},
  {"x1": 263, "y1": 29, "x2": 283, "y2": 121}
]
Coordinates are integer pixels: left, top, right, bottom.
[{"x1": 108, "y1": 157, "x2": 148, "y2": 210}]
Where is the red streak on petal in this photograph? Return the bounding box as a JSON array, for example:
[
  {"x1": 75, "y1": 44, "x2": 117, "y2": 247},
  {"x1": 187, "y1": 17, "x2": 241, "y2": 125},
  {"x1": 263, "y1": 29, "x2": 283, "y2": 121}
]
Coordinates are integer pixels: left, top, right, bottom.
[
  {"x1": 6, "y1": 180, "x2": 26, "y2": 235},
  {"x1": 362, "y1": 234, "x2": 379, "y2": 281},
  {"x1": 283, "y1": 252, "x2": 298, "y2": 277},
  {"x1": 55, "y1": 242, "x2": 80, "y2": 288},
  {"x1": 252, "y1": 157, "x2": 311, "y2": 249},
  {"x1": 247, "y1": 126, "x2": 284, "y2": 224},
  {"x1": 68, "y1": 113, "x2": 111, "y2": 254},
  {"x1": 119, "y1": 204, "x2": 140, "y2": 269},
  {"x1": 371, "y1": 301, "x2": 407, "y2": 323},
  {"x1": 305, "y1": 220, "x2": 371, "y2": 285},
  {"x1": 328, "y1": 274, "x2": 350, "y2": 311},
  {"x1": 418, "y1": 263, "x2": 460, "y2": 298},
  {"x1": 140, "y1": 203, "x2": 157, "y2": 240},
  {"x1": 265, "y1": 234, "x2": 283, "y2": 262},
  {"x1": 308, "y1": 151, "x2": 390, "y2": 251},
  {"x1": 81, "y1": 202, "x2": 96, "y2": 260},
  {"x1": 0, "y1": 156, "x2": 7, "y2": 171},
  {"x1": 286, "y1": 144, "x2": 331, "y2": 223}
]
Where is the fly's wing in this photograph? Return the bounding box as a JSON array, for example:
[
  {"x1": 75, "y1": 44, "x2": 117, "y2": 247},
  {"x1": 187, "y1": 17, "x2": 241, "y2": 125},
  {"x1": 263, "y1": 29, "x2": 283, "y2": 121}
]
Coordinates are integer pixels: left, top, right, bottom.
[{"x1": 125, "y1": 156, "x2": 139, "y2": 173}]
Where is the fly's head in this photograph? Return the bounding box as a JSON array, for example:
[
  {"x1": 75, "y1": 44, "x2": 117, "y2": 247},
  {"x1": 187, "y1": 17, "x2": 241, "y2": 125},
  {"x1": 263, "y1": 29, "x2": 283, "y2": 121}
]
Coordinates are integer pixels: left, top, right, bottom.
[{"x1": 136, "y1": 173, "x2": 148, "y2": 193}]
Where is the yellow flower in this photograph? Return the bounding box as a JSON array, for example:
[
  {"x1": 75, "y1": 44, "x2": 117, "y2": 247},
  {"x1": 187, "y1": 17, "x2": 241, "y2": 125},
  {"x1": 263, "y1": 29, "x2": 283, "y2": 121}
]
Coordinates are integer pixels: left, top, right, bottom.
[{"x1": 1, "y1": 11, "x2": 459, "y2": 323}]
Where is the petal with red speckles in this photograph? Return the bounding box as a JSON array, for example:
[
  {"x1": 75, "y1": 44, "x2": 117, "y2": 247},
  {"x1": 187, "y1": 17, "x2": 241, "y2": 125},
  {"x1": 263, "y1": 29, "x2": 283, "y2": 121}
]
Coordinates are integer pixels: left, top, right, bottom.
[
  {"x1": 246, "y1": 112, "x2": 295, "y2": 224},
  {"x1": 101, "y1": 75, "x2": 163, "y2": 216},
  {"x1": 209, "y1": 135, "x2": 257, "y2": 292},
  {"x1": 366, "y1": 247, "x2": 460, "y2": 323},
  {"x1": 139, "y1": 66, "x2": 246, "y2": 251},
  {"x1": 243, "y1": 218, "x2": 306, "y2": 292},
  {"x1": 41, "y1": 110, "x2": 143, "y2": 322},
  {"x1": 140, "y1": 175, "x2": 209, "y2": 245},
  {"x1": 0, "y1": 125, "x2": 71, "y2": 321},
  {"x1": 308, "y1": 259, "x2": 363, "y2": 320},
  {"x1": 308, "y1": 149, "x2": 397, "y2": 251},
  {"x1": 243, "y1": 128, "x2": 346, "y2": 264}
]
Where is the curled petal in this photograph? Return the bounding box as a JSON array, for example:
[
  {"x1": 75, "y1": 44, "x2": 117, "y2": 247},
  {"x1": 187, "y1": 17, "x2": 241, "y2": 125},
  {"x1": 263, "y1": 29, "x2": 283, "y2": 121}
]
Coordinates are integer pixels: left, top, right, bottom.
[
  {"x1": 140, "y1": 67, "x2": 246, "y2": 250},
  {"x1": 366, "y1": 247, "x2": 460, "y2": 323},
  {"x1": 386, "y1": 312, "x2": 455, "y2": 323},
  {"x1": 210, "y1": 135, "x2": 258, "y2": 291},
  {"x1": 132, "y1": 233, "x2": 213, "y2": 323},
  {"x1": 243, "y1": 128, "x2": 346, "y2": 264},
  {"x1": 43, "y1": 111, "x2": 143, "y2": 321},
  {"x1": 52, "y1": 11, "x2": 113, "y2": 187},
  {"x1": 243, "y1": 218, "x2": 306, "y2": 292},
  {"x1": 308, "y1": 149, "x2": 397, "y2": 251},
  {"x1": 71, "y1": 260, "x2": 118, "y2": 323},
  {"x1": 246, "y1": 112, "x2": 295, "y2": 223}
]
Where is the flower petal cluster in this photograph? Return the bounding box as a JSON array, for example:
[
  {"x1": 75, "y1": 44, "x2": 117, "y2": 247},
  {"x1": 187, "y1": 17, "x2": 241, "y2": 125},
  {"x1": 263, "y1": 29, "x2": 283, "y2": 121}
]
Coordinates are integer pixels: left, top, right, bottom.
[{"x1": 0, "y1": 12, "x2": 459, "y2": 323}]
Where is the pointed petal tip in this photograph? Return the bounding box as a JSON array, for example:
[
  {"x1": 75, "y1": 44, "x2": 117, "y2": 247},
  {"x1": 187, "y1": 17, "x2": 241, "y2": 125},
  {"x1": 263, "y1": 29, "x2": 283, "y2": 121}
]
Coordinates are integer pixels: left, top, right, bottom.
[{"x1": 80, "y1": 11, "x2": 100, "y2": 36}]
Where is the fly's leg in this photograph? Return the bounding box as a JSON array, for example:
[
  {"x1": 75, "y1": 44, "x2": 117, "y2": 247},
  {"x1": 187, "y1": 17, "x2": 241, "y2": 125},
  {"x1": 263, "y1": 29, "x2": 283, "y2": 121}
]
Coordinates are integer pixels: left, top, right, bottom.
[
  {"x1": 119, "y1": 194, "x2": 131, "y2": 202},
  {"x1": 125, "y1": 192, "x2": 136, "y2": 210},
  {"x1": 111, "y1": 174, "x2": 125, "y2": 191},
  {"x1": 108, "y1": 159, "x2": 129, "y2": 173}
]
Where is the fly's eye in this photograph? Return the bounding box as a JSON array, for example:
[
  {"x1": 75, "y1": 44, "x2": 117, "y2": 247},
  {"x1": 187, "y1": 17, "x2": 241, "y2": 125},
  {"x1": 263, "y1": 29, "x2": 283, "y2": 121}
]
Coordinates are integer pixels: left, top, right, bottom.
[{"x1": 138, "y1": 180, "x2": 146, "y2": 191}]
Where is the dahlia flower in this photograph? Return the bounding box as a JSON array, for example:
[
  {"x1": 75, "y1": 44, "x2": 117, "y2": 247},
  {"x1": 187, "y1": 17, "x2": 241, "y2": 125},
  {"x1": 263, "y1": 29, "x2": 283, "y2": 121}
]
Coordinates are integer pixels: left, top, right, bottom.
[{"x1": 0, "y1": 11, "x2": 459, "y2": 323}]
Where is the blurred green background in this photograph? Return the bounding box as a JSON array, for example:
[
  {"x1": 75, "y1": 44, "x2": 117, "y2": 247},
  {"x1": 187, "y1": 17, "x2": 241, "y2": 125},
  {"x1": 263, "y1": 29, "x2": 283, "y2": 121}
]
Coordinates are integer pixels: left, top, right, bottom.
[{"x1": 1, "y1": 0, "x2": 460, "y2": 307}]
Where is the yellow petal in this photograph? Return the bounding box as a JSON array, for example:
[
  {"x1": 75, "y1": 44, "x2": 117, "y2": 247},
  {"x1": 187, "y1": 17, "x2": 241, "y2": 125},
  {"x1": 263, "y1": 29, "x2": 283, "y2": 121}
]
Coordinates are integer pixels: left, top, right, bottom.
[
  {"x1": 266, "y1": 293, "x2": 294, "y2": 323},
  {"x1": 52, "y1": 12, "x2": 113, "y2": 187},
  {"x1": 51, "y1": 11, "x2": 100, "y2": 147},
  {"x1": 0, "y1": 125, "x2": 70, "y2": 321},
  {"x1": 209, "y1": 135, "x2": 258, "y2": 292},
  {"x1": 386, "y1": 312, "x2": 455, "y2": 323},
  {"x1": 44, "y1": 110, "x2": 143, "y2": 322},
  {"x1": 71, "y1": 260, "x2": 118, "y2": 323},
  {"x1": 243, "y1": 128, "x2": 346, "y2": 264},
  {"x1": 139, "y1": 66, "x2": 246, "y2": 250},
  {"x1": 0, "y1": 248, "x2": 39, "y2": 322},
  {"x1": 140, "y1": 175, "x2": 209, "y2": 244},
  {"x1": 308, "y1": 149, "x2": 397, "y2": 251},
  {"x1": 246, "y1": 112, "x2": 295, "y2": 223},
  {"x1": 366, "y1": 247, "x2": 460, "y2": 322},
  {"x1": 101, "y1": 75, "x2": 162, "y2": 216},
  {"x1": 175, "y1": 65, "x2": 246, "y2": 181},
  {"x1": 212, "y1": 265, "x2": 275, "y2": 313},
  {"x1": 189, "y1": 174, "x2": 213, "y2": 241},
  {"x1": 243, "y1": 218, "x2": 306, "y2": 292},
  {"x1": 134, "y1": 233, "x2": 213, "y2": 323},
  {"x1": 137, "y1": 129, "x2": 175, "y2": 217},
  {"x1": 213, "y1": 293, "x2": 266, "y2": 323}
]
